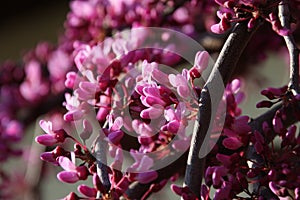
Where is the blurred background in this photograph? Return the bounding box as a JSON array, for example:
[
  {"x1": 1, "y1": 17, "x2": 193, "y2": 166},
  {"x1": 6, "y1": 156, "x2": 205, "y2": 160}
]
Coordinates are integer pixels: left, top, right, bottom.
[
  {"x1": 0, "y1": 0, "x2": 69, "y2": 62},
  {"x1": 0, "y1": 1, "x2": 290, "y2": 199}
]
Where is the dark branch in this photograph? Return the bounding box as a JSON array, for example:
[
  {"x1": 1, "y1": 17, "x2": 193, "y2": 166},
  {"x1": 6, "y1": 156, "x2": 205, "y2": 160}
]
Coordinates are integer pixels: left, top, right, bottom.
[
  {"x1": 94, "y1": 137, "x2": 111, "y2": 196},
  {"x1": 278, "y1": 0, "x2": 300, "y2": 93},
  {"x1": 184, "y1": 22, "x2": 261, "y2": 198},
  {"x1": 249, "y1": 101, "x2": 300, "y2": 142}
]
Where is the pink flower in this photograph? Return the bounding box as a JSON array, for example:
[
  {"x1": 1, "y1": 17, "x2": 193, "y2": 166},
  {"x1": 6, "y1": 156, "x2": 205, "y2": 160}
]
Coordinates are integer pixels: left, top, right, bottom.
[
  {"x1": 40, "y1": 146, "x2": 69, "y2": 166},
  {"x1": 77, "y1": 184, "x2": 97, "y2": 198},
  {"x1": 70, "y1": 0, "x2": 97, "y2": 20},
  {"x1": 173, "y1": 7, "x2": 189, "y2": 23},
  {"x1": 129, "y1": 152, "x2": 154, "y2": 173},
  {"x1": 104, "y1": 116, "x2": 124, "y2": 145},
  {"x1": 132, "y1": 119, "x2": 154, "y2": 137},
  {"x1": 140, "y1": 104, "x2": 164, "y2": 119},
  {"x1": 169, "y1": 70, "x2": 191, "y2": 99},
  {"x1": 3, "y1": 120, "x2": 22, "y2": 141},
  {"x1": 136, "y1": 171, "x2": 158, "y2": 184},
  {"x1": 189, "y1": 51, "x2": 210, "y2": 79},
  {"x1": 171, "y1": 184, "x2": 198, "y2": 200},
  {"x1": 107, "y1": 130, "x2": 124, "y2": 144},
  {"x1": 20, "y1": 61, "x2": 49, "y2": 101},
  {"x1": 48, "y1": 49, "x2": 71, "y2": 79},
  {"x1": 73, "y1": 43, "x2": 92, "y2": 71},
  {"x1": 57, "y1": 156, "x2": 89, "y2": 183},
  {"x1": 63, "y1": 93, "x2": 85, "y2": 122},
  {"x1": 65, "y1": 72, "x2": 78, "y2": 89},
  {"x1": 127, "y1": 151, "x2": 158, "y2": 184},
  {"x1": 35, "y1": 120, "x2": 68, "y2": 146}
]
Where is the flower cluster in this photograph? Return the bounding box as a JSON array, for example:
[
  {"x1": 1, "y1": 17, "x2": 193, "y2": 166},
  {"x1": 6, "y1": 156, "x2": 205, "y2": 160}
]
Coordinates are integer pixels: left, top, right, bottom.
[
  {"x1": 35, "y1": 27, "x2": 214, "y2": 198},
  {"x1": 1, "y1": 0, "x2": 300, "y2": 199},
  {"x1": 211, "y1": 0, "x2": 290, "y2": 36},
  {"x1": 194, "y1": 85, "x2": 300, "y2": 199}
]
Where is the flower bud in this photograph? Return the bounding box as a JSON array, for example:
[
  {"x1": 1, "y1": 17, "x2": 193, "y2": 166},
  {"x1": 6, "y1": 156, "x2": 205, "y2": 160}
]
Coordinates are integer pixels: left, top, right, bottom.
[
  {"x1": 57, "y1": 171, "x2": 79, "y2": 183},
  {"x1": 77, "y1": 184, "x2": 97, "y2": 197}
]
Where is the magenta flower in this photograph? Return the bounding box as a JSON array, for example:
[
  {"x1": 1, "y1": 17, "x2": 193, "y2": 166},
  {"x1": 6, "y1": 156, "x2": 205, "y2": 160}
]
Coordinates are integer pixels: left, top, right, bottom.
[
  {"x1": 57, "y1": 156, "x2": 89, "y2": 183},
  {"x1": 73, "y1": 43, "x2": 92, "y2": 71},
  {"x1": 169, "y1": 70, "x2": 191, "y2": 99},
  {"x1": 20, "y1": 61, "x2": 49, "y2": 101},
  {"x1": 63, "y1": 93, "x2": 85, "y2": 122},
  {"x1": 171, "y1": 184, "x2": 198, "y2": 200},
  {"x1": 189, "y1": 51, "x2": 210, "y2": 79},
  {"x1": 222, "y1": 136, "x2": 243, "y2": 150},
  {"x1": 104, "y1": 116, "x2": 124, "y2": 145},
  {"x1": 128, "y1": 151, "x2": 158, "y2": 184},
  {"x1": 77, "y1": 184, "x2": 97, "y2": 198},
  {"x1": 70, "y1": 0, "x2": 97, "y2": 20},
  {"x1": 40, "y1": 146, "x2": 69, "y2": 166},
  {"x1": 35, "y1": 120, "x2": 68, "y2": 146}
]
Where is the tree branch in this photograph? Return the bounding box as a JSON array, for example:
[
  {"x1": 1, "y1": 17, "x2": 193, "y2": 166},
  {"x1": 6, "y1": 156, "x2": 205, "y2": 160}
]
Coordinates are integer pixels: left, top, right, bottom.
[
  {"x1": 94, "y1": 137, "x2": 111, "y2": 196},
  {"x1": 278, "y1": 0, "x2": 300, "y2": 93},
  {"x1": 184, "y1": 22, "x2": 261, "y2": 198},
  {"x1": 249, "y1": 101, "x2": 300, "y2": 142}
]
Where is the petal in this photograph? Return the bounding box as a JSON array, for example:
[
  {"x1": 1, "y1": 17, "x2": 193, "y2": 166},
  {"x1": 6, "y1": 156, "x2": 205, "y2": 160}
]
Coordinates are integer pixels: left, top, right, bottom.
[
  {"x1": 111, "y1": 117, "x2": 123, "y2": 131},
  {"x1": 79, "y1": 81, "x2": 99, "y2": 94},
  {"x1": 167, "y1": 120, "x2": 180, "y2": 134},
  {"x1": 39, "y1": 120, "x2": 53, "y2": 134},
  {"x1": 172, "y1": 139, "x2": 190, "y2": 151},
  {"x1": 177, "y1": 85, "x2": 190, "y2": 98},
  {"x1": 137, "y1": 155, "x2": 154, "y2": 172},
  {"x1": 230, "y1": 79, "x2": 241, "y2": 93},
  {"x1": 140, "y1": 106, "x2": 164, "y2": 119},
  {"x1": 108, "y1": 130, "x2": 124, "y2": 144},
  {"x1": 58, "y1": 156, "x2": 76, "y2": 171},
  {"x1": 136, "y1": 171, "x2": 158, "y2": 184},
  {"x1": 40, "y1": 152, "x2": 58, "y2": 165},
  {"x1": 35, "y1": 134, "x2": 57, "y2": 146},
  {"x1": 222, "y1": 137, "x2": 243, "y2": 150},
  {"x1": 64, "y1": 110, "x2": 84, "y2": 122},
  {"x1": 171, "y1": 184, "x2": 184, "y2": 195},
  {"x1": 144, "y1": 96, "x2": 166, "y2": 106},
  {"x1": 152, "y1": 69, "x2": 170, "y2": 85},
  {"x1": 77, "y1": 185, "x2": 97, "y2": 198},
  {"x1": 194, "y1": 51, "x2": 209, "y2": 73},
  {"x1": 57, "y1": 171, "x2": 79, "y2": 183},
  {"x1": 168, "y1": 74, "x2": 179, "y2": 86},
  {"x1": 211, "y1": 23, "x2": 222, "y2": 34}
]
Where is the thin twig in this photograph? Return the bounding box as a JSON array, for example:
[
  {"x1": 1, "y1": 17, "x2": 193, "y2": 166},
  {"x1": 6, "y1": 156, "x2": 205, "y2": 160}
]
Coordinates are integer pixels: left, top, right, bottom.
[
  {"x1": 278, "y1": 0, "x2": 300, "y2": 93},
  {"x1": 249, "y1": 101, "x2": 300, "y2": 141},
  {"x1": 183, "y1": 22, "x2": 261, "y2": 198}
]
